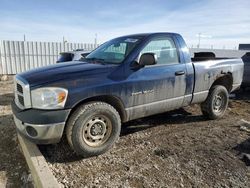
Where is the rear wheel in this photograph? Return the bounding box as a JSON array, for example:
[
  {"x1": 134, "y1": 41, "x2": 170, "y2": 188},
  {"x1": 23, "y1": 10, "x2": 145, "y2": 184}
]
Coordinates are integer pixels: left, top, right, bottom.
[
  {"x1": 201, "y1": 85, "x2": 229, "y2": 120},
  {"x1": 66, "y1": 102, "x2": 121, "y2": 158}
]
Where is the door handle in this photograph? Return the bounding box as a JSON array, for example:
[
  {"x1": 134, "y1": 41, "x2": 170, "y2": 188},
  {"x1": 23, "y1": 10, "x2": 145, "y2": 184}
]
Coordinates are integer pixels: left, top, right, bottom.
[{"x1": 175, "y1": 71, "x2": 185, "y2": 76}]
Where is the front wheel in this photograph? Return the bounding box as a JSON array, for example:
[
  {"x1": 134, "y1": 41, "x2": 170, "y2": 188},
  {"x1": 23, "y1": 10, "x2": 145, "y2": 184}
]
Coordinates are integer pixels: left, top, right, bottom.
[
  {"x1": 66, "y1": 102, "x2": 121, "y2": 158},
  {"x1": 201, "y1": 85, "x2": 229, "y2": 120}
]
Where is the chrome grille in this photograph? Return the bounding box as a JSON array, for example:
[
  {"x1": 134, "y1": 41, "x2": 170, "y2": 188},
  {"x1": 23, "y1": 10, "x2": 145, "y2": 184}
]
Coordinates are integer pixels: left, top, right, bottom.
[
  {"x1": 14, "y1": 75, "x2": 31, "y2": 109},
  {"x1": 18, "y1": 95, "x2": 24, "y2": 106},
  {"x1": 16, "y1": 83, "x2": 23, "y2": 94}
]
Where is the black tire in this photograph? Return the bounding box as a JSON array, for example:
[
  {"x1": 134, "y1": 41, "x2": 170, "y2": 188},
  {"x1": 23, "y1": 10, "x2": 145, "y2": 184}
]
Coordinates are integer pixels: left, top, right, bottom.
[
  {"x1": 201, "y1": 85, "x2": 229, "y2": 120},
  {"x1": 66, "y1": 102, "x2": 121, "y2": 158},
  {"x1": 241, "y1": 86, "x2": 247, "y2": 91}
]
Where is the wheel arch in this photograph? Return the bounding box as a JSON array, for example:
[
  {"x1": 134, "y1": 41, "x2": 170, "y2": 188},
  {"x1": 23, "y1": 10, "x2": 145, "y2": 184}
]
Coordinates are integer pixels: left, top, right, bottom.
[
  {"x1": 67, "y1": 95, "x2": 127, "y2": 124},
  {"x1": 210, "y1": 73, "x2": 233, "y2": 92}
]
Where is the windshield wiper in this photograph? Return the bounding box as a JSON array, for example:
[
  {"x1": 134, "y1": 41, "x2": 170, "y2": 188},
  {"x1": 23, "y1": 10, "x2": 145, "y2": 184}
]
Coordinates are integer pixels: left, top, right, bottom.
[{"x1": 83, "y1": 57, "x2": 107, "y2": 64}]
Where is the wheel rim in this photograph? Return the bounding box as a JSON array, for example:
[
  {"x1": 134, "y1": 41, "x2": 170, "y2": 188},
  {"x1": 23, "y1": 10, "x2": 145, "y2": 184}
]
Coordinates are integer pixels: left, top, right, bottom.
[
  {"x1": 212, "y1": 92, "x2": 226, "y2": 113},
  {"x1": 82, "y1": 115, "x2": 112, "y2": 147}
]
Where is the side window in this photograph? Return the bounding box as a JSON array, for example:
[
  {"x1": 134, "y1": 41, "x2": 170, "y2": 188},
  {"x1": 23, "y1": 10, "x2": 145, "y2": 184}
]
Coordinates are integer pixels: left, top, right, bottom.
[{"x1": 141, "y1": 37, "x2": 179, "y2": 65}]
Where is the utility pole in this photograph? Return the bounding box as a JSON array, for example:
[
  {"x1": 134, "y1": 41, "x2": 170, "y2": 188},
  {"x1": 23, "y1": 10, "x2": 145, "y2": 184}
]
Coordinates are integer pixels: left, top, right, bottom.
[
  {"x1": 23, "y1": 34, "x2": 26, "y2": 42},
  {"x1": 196, "y1": 33, "x2": 212, "y2": 49},
  {"x1": 197, "y1": 33, "x2": 201, "y2": 48},
  {"x1": 94, "y1": 33, "x2": 97, "y2": 47},
  {"x1": 63, "y1": 36, "x2": 67, "y2": 50}
]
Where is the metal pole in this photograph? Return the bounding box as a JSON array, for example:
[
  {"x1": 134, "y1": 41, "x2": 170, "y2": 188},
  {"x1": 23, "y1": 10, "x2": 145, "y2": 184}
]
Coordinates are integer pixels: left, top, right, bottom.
[
  {"x1": 94, "y1": 33, "x2": 97, "y2": 47},
  {"x1": 63, "y1": 36, "x2": 66, "y2": 50},
  {"x1": 198, "y1": 33, "x2": 201, "y2": 48}
]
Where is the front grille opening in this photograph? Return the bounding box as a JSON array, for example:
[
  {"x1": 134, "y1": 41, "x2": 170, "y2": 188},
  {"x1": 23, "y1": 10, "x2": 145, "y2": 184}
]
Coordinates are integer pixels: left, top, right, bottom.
[
  {"x1": 18, "y1": 95, "x2": 24, "y2": 106},
  {"x1": 15, "y1": 76, "x2": 31, "y2": 109},
  {"x1": 16, "y1": 83, "x2": 23, "y2": 94}
]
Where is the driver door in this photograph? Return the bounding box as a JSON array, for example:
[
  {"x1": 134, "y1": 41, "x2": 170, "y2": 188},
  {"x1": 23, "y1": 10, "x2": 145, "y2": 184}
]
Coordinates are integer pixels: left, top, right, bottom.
[{"x1": 125, "y1": 36, "x2": 187, "y2": 120}]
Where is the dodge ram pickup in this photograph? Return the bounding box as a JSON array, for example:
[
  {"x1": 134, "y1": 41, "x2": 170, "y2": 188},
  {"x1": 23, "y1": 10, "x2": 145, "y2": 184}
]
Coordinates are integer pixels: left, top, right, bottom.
[{"x1": 12, "y1": 33, "x2": 244, "y2": 157}]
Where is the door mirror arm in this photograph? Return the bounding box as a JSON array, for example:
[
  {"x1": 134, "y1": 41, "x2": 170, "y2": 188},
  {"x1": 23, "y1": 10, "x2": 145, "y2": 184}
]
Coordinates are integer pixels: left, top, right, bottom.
[
  {"x1": 130, "y1": 60, "x2": 144, "y2": 70},
  {"x1": 130, "y1": 53, "x2": 157, "y2": 70}
]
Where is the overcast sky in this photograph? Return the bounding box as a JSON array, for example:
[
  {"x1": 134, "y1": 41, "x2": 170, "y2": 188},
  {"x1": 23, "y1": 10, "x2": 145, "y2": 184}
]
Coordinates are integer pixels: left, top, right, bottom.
[{"x1": 0, "y1": 0, "x2": 249, "y2": 49}]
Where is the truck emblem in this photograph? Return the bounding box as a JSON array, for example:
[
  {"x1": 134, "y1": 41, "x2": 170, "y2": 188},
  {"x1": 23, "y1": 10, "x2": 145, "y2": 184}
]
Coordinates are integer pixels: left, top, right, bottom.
[{"x1": 132, "y1": 89, "x2": 154, "y2": 96}]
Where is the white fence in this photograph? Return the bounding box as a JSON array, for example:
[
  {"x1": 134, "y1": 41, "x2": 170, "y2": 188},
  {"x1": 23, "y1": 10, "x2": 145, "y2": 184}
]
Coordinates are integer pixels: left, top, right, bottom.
[
  {"x1": 0, "y1": 40, "x2": 248, "y2": 75},
  {"x1": 0, "y1": 40, "x2": 98, "y2": 74}
]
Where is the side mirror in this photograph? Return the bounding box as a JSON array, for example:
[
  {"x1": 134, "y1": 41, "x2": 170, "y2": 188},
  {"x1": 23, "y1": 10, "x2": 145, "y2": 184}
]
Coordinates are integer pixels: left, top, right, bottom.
[{"x1": 139, "y1": 53, "x2": 157, "y2": 66}]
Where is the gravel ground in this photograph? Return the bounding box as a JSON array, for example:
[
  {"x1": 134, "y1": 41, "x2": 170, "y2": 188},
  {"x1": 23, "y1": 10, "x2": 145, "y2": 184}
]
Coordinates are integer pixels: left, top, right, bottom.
[
  {"x1": 1, "y1": 76, "x2": 250, "y2": 187},
  {"x1": 0, "y1": 78, "x2": 33, "y2": 187},
  {"x1": 38, "y1": 88, "x2": 250, "y2": 187}
]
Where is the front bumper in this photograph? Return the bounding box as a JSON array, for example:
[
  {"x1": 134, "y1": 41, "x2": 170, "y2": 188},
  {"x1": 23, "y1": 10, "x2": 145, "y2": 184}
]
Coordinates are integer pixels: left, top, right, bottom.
[{"x1": 11, "y1": 101, "x2": 71, "y2": 144}]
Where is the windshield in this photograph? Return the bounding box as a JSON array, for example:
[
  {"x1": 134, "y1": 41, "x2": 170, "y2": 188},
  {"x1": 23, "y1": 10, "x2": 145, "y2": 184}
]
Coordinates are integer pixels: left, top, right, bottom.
[{"x1": 84, "y1": 36, "x2": 143, "y2": 64}]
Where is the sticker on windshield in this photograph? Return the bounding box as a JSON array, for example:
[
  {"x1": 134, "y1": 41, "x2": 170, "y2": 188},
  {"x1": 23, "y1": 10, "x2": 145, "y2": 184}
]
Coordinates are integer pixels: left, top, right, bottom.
[{"x1": 124, "y1": 38, "x2": 138, "y2": 43}]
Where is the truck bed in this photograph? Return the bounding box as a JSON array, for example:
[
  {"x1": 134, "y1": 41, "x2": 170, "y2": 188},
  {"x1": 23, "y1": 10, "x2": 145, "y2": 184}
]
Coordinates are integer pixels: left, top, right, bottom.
[
  {"x1": 191, "y1": 52, "x2": 236, "y2": 62},
  {"x1": 191, "y1": 58, "x2": 244, "y2": 104}
]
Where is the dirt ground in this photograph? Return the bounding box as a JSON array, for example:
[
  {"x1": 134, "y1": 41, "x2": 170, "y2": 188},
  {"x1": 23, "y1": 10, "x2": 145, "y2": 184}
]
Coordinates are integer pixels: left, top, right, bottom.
[
  {"x1": 40, "y1": 88, "x2": 250, "y2": 187},
  {"x1": 0, "y1": 79, "x2": 33, "y2": 187},
  {"x1": 1, "y1": 77, "x2": 250, "y2": 188}
]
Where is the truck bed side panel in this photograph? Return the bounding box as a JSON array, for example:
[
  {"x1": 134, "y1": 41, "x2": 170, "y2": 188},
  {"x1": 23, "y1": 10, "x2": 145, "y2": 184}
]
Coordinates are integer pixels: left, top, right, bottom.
[{"x1": 191, "y1": 59, "x2": 243, "y2": 104}]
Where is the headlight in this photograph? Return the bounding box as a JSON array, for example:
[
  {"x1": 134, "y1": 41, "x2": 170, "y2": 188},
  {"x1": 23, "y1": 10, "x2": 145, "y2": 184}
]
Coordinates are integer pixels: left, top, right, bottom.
[{"x1": 31, "y1": 87, "x2": 68, "y2": 109}]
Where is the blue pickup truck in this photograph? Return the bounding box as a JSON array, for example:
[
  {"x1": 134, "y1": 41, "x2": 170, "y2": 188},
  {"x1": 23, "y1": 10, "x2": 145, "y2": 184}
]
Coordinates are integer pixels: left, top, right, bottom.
[{"x1": 12, "y1": 33, "x2": 244, "y2": 157}]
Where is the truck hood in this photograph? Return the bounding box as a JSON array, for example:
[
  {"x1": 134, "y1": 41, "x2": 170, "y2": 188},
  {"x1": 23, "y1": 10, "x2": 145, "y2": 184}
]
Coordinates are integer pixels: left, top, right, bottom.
[{"x1": 19, "y1": 61, "x2": 117, "y2": 87}]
